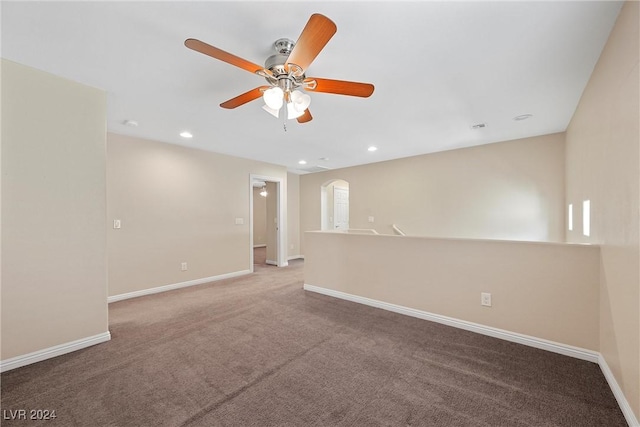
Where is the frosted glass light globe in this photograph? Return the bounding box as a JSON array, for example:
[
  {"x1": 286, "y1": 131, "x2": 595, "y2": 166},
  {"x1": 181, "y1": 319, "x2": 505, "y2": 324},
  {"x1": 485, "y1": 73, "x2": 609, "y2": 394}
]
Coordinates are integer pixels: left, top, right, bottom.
[
  {"x1": 290, "y1": 90, "x2": 311, "y2": 112},
  {"x1": 287, "y1": 103, "x2": 305, "y2": 119},
  {"x1": 263, "y1": 87, "x2": 284, "y2": 110}
]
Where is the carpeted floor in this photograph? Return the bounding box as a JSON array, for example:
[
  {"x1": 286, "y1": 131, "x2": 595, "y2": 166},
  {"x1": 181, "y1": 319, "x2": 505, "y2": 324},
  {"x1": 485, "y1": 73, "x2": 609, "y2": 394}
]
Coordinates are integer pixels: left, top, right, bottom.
[{"x1": 1, "y1": 260, "x2": 626, "y2": 426}]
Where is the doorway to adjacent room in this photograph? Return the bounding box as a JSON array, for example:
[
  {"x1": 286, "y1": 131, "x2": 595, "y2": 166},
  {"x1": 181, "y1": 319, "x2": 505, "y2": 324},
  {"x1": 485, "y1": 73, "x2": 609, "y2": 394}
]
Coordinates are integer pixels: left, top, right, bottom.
[
  {"x1": 250, "y1": 174, "x2": 285, "y2": 271},
  {"x1": 320, "y1": 179, "x2": 350, "y2": 231}
]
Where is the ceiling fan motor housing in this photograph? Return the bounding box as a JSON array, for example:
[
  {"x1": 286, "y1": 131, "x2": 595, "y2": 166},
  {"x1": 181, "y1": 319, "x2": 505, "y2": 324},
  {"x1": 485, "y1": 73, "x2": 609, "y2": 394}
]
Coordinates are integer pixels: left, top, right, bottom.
[
  {"x1": 264, "y1": 53, "x2": 290, "y2": 75},
  {"x1": 264, "y1": 39, "x2": 305, "y2": 88},
  {"x1": 274, "y1": 38, "x2": 295, "y2": 55},
  {"x1": 265, "y1": 38, "x2": 297, "y2": 75}
]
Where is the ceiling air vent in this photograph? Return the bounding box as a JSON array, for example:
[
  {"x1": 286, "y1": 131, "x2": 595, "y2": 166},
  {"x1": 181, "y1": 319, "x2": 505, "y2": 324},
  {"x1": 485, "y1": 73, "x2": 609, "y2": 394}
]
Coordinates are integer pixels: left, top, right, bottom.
[{"x1": 298, "y1": 165, "x2": 331, "y2": 174}]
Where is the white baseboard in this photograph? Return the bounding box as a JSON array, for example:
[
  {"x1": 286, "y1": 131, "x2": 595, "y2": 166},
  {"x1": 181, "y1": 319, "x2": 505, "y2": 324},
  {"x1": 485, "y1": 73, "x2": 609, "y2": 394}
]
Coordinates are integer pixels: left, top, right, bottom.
[
  {"x1": 262, "y1": 260, "x2": 289, "y2": 267},
  {"x1": 109, "y1": 270, "x2": 251, "y2": 303},
  {"x1": 303, "y1": 284, "x2": 640, "y2": 424},
  {"x1": 598, "y1": 354, "x2": 640, "y2": 426},
  {"x1": 303, "y1": 284, "x2": 598, "y2": 363},
  {"x1": 287, "y1": 254, "x2": 304, "y2": 261},
  {"x1": 0, "y1": 332, "x2": 111, "y2": 373}
]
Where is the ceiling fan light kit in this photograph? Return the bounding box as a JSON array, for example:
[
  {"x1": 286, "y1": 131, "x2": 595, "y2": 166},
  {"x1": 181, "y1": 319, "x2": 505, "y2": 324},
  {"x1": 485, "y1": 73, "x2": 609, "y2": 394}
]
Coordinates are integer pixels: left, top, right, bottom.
[
  {"x1": 263, "y1": 87, "x2": 284, "y2": 110},
  {"x1": 184, "y1": 13, "x2": 374, "y2": 125},
  {"x1": 262, "y1": 104, "x2": 280, "y2": 118}
]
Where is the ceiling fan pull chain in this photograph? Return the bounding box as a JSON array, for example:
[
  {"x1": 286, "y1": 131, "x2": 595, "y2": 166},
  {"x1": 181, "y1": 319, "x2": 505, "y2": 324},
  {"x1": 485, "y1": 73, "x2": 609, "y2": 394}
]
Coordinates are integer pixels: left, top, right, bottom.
[{"x1": 283, "y1": 109, "x2": 287, "y2": 132}]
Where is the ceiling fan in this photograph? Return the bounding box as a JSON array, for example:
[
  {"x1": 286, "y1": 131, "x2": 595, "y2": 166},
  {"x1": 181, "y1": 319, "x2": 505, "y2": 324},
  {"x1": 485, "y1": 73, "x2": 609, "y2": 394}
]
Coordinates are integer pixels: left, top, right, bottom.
[{"x1": 184, "y1": 13, "x2": 374, "y2": 124}]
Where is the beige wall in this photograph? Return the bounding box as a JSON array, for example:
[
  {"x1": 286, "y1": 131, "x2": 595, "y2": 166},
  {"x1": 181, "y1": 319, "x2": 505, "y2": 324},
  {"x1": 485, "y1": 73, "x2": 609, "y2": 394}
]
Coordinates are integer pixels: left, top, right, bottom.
[
  {"x1": 565, "y1": 1, "x2": 640, "y2": 418},
  {"x1": 107, "y1": 133, "x2": 286, "y2": 297},
  {"x1": 253, "y1": 187, "x2": 267, "y2": 246},
  {"x1": 1, "y1": 60, "x2": 109, "y2": 359},
  {"x1": 300, "y1": 133, "x2": 565, "y2": 253},
  {"x1": 287, "y1": 172, "x2": 301, "y2": 258},
  {"x1": 305, "y1": 232, "x2": 600, "y2": 351}
]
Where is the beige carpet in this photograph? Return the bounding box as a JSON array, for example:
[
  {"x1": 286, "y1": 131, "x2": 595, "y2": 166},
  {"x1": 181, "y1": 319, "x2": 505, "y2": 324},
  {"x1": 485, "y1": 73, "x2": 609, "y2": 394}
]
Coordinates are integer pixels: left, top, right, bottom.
[{"x1": 1, "y1": 260, "x2": 626, "y2": 426}]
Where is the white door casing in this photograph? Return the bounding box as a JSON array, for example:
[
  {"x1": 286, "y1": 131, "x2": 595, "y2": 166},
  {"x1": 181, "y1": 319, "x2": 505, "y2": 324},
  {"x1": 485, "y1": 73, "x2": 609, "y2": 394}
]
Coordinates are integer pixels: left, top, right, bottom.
[{"x1": 249, "y1": 174, "x2": 287, "y2": 271}]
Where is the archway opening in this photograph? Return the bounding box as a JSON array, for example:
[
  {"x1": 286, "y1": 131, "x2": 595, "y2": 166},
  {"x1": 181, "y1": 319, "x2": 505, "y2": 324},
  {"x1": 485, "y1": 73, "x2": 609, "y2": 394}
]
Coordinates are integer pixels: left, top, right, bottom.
[{"x1": 320, "y1": 179, "x2": 350, "y2": 231}]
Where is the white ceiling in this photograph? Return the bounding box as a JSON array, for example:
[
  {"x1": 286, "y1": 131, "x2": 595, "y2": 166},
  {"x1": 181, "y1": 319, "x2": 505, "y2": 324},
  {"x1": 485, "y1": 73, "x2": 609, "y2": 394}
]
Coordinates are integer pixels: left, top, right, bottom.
[{"x1": 2, "y1": 1, "x2": 623, "y2": 174}]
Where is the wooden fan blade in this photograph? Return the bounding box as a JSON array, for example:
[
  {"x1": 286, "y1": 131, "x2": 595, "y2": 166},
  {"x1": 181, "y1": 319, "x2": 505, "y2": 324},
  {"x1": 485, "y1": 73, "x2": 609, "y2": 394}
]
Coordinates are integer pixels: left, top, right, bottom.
[
  {"x1": 304, "y1": 78, "x2": 375, "y2": 97},
  {"x1": 285, "y1": 14, "x2": 337, "y2": 72},
  {"x1": 185, "y1": 38, "x2": 264, "y2": 75},
  {"x1": 297, "y1": 109, "x2": 313, "y2": 123},
  {"x1": 220, "y1": 86, "x2": 269, "y2": 109}
]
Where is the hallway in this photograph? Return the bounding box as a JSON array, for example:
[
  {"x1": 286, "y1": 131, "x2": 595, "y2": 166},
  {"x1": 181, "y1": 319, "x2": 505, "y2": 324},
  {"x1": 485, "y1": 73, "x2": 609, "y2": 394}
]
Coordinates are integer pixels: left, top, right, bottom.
[{"x1": 253, "y1": 246, "x2": 267, "y2": 266}]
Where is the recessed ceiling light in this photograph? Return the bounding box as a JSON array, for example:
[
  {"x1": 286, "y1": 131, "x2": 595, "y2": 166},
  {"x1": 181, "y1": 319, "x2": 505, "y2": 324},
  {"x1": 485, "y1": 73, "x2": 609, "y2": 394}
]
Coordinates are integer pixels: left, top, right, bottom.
[
  {"x1": 123, "y1": 119, "x2": 138, "y2": 127},
  {"x1": 514, "y1": 114, "x2": 533, "y2": 121},
  {"x1": 180, "y1": 131, "x2": 193, "y2": 139},
  {"x1": 298, "y1": 160, "x2": 307, "y2": 165},
  {"x1": 471, "y1": 123, "x2": 486, "y2": 129},
  {"x1": 368, "y1": 146, "x2": 378, "y2": 152}
]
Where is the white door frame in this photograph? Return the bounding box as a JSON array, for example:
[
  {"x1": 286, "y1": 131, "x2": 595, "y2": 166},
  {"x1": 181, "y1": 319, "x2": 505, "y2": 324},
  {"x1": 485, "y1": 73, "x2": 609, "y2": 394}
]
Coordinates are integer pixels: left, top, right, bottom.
[
  {"x1": 320, "y1": 186, "x2": 329, "y2": 231},
  {"x1": 249, "y1": 174, "x2": 287, "y2": 272}
]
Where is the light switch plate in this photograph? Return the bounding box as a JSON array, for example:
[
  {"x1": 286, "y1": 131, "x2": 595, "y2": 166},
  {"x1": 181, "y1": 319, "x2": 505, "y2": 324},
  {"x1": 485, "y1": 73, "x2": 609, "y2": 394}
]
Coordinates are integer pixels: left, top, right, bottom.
[
  {"x1": 481, "y1": 292, "x2": 492, "y2": 307},
  {"x1": 235, "y1": 218, "x2": 244, "y2": 225}
]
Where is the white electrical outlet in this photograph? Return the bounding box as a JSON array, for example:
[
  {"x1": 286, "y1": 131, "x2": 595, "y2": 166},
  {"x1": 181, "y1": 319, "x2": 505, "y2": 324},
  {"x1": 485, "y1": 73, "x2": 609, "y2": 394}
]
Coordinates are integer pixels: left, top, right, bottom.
[
  {"x1": 368, "y1": 216, "x2": 375, "y2": 223},
  {"x1": 113, "y1": 219, "x2": 121, "y2": 229},
  {"x1": 481, "y1": 292, "x2": 492, "y2": 307},
  {"x1": 181, "y1": 262, "x2": 188, "y2": 271}
]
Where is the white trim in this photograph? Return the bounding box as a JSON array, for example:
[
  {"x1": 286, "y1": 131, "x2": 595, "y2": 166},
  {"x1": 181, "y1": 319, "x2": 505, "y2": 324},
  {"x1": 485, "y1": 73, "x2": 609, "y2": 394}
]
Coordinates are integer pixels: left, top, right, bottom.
[
  {"x1": 264, "y1": 260, "x2": 288, "y2": 267},
  {"x1": 249, "y1": 174, "x2": 287, "y2": 270},
  {"x1": 109, "y1": 270, "x2": 251, "y2": 303},
  {"x1": 598, "y1": 354, "x2": 640, "y2": 426},
  {"x1": 288, "y1": 254, "x2": 304, "y2": 261},
  {"x1": 320, "y1": 185, "x2": 328, "y2": 231},
  {"x1": 392, "y1": 224, "x2": 406, "y2": 236},
  {"x1": 253, "y1": 244, "x2": 266, "y2": 248},
  {"x1": 0, "y1": 332, "x2": 111, "y2": 373},
  {"x1": 303, "y1": 284, "x2": 599, "y2": 363}
]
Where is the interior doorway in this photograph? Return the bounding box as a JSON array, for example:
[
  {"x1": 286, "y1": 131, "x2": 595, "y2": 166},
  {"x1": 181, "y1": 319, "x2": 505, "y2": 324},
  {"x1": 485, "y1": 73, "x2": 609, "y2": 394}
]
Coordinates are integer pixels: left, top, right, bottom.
[
  {"x1": 321, "y1": 179, "x2": 350, "y2": 231},
  {"x1": 251, "y1": 181, "x2": 269, "y2": 266},
  {"x1": 249, "y1": 174, "x2": 286, "y2": 272}
]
